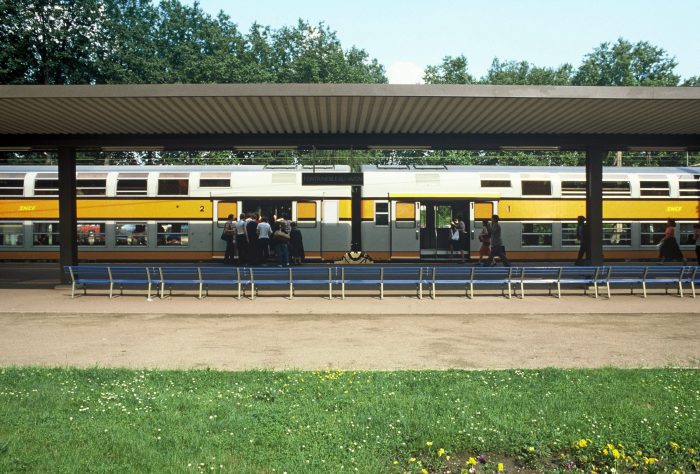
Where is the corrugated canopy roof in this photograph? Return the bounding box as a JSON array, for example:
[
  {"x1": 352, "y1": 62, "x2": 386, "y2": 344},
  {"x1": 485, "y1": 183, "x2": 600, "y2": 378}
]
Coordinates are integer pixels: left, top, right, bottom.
[{"x1": 1, "y1": 84, "x2": 699, "y2": 149}]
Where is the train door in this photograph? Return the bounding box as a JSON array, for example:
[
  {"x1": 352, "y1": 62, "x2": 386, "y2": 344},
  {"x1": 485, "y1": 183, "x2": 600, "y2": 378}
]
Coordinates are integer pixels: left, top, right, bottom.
[
  {"x1": 390, "y1": 201, "x2": 420, "y2": 259},
  {"x1": 213, "y1": 200, "x2": 238, "y2": 258},
  {"x1": 470, "y1": 201, "x2": 495, "y2": 255},
  {"x1": 419, "y1": 201, "x2": 470, "y2": 260}
]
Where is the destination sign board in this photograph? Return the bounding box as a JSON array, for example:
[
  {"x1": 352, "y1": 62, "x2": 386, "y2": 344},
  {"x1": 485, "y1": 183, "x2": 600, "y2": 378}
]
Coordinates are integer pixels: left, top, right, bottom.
[{"x1": 301, "y1": 172, "x2": 363, "y2": 186}]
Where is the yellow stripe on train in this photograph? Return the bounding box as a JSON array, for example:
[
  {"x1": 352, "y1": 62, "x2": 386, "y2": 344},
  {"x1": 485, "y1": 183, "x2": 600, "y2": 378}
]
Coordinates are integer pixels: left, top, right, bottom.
[
  {"x1": 498, "y1": 199, "x2": 699, "y2": 219},
  {"x1": 0, "y1": 199, "x2": 213, "y2": 219}
]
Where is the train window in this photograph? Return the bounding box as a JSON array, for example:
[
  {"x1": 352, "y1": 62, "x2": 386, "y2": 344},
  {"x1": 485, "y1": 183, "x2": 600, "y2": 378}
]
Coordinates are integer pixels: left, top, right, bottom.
[
  {"x1": 640, "y1": 222, "x2": 666, "y2": 246},
  {"x1": 395, "y1": 202, "x2": 416, "y2": 229},
  {"x1": 34, "y1": 179, "x2": 59, "y2": 196},
  {"x1": 117, "y1": 179, "x2": 148, "y2": 196},
  {"x1": 521, "y1": 223, "x2": 552, "y2": 246},
  {"x1": 640, "y1": 181, "x2": 669, "y2": 197},
  {"x1": 0, "y1": 179, "x2": 24, "y2": 195},
  {"x1": 0, "y1": 223, "x2": 23, "y2": 246},
  {"x1": 481, "y1": 180, "x2": 511, "y2": 188},
  {"x1": 157, "y1": 223, "x2": 189, "y2": 246},
  {"x1": 561, "y1": 223, "x2": 579, "y2": 246},
  {"x1": 603, "y1": 223, "x2": 631, "y2": 246},
  {"x1": 32, "y1": 222, "x2": 60, "y2": 246},
  {"x1": 296, "y1": 202, "x2": 317, "y2": 228},
  {"x1": 521, "y1": 181, "x2": 551, "y2": 196},
  {"x1": 375, "y1": 202, "x2": 389, "y2": 226},
  {"x1": 76, "y1": 179, "x2": 106, "y2": 196},
  {"x1": 158, "y1": 179, "x2": 189, "y2": 196},
  {"x1": 679, "y1": 180, "x2": 700, "y2": 196},
  {"x1": 603, "y1": 181, "x2": 630, "y2": 196},
  {"x1": 200, "y1": 178, "x2": 231, "y2": 188},
  {"x1": 115, "y1": 223, "x2": 148, "y2": 246},
  {"x1": 679, "y1": 223, "x2": 696, "y2": 245},
  {"x1": 77, "y1": 223, "x2": 105, "y2": 246},
  {"x1": 561, "y1": 181, "x2": 586, "y2": 196}
]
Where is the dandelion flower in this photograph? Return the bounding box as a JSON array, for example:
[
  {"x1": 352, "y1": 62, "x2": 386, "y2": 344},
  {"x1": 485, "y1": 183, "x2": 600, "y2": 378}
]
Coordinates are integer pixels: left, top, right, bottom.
[
  {"x1": 467, "y1": 457, "x2": 477, "y2": 465},
  {"x1": 426, "y1": 441, "x2": 433, "y2": 447},
  {"x1": 497, "y1": 462, "x2": 504, "y2": 471},
  {"x1": 437, "y1": 448, "x2": 445, "y2": 457}
]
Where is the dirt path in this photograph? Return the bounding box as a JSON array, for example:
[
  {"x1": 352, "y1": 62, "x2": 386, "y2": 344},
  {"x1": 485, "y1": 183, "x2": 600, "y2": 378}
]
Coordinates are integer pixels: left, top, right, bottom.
[{"x1": 1, "y1": 309, "x2": 698, "y2": 370}]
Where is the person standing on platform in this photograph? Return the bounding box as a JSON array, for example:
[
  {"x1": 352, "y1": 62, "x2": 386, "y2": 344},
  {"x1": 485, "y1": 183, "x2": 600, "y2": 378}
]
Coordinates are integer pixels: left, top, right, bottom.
[
  {"x1": 235, "y1": 213, "x2": 247, "y2": 265},
  {"x1": 289, "y1": 221, "x2": 305, "y2": 265},
  {"x1": 246, "y1": 213, "x2": 259, "y2": 265},
  {"x1": 256, "y1": 216, "x2": 272, "y2": 264},
  {"x1": 693, "y1": 223, "x2": 700, "y2": 265},
  {"x1": 659, "y1": 219, "x2": 684, "y2": 263},
  {"x1": 455, "y1": 214, "x2": 467, "y2": 262},
  {"x1": 485, "y1": 214, "x2": 511, "y2": 267},
  {"x1": 478, "y1": 219, "x2": 491, "y2": 265},
  {"x1": 223, "y1": 214, "x2": 236, "y2": 264},
  {"x1": 574, "y1": 215, "x2": 590, "y2": 266}
]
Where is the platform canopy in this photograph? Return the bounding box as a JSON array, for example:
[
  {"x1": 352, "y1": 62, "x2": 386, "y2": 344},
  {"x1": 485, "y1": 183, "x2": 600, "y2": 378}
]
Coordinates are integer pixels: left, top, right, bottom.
[{"x1": 1, "y1": 83, "x2": 700, "y2": 150}]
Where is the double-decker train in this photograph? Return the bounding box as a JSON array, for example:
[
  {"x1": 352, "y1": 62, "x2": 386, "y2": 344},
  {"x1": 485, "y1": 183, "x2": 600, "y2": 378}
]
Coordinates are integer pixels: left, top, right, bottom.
[{"x1": 0, "y1": 164, "x2": 698, "y2": 262}]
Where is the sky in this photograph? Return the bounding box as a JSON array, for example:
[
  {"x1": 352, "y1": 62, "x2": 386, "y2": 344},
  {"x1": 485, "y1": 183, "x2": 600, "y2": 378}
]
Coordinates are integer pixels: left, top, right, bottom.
[{"x1": 188, "y1": 0, "x2": 700, "y2": 84}]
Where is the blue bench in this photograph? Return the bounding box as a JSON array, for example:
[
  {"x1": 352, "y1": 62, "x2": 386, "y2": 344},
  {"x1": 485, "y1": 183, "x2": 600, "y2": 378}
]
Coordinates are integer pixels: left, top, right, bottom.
[
  {"x1": 337, "y1": 266, "x2": 427, "y2": 299},
  {"x1": 65, "y1": 265, "x2": 156, "y2": 300},
  {"x1": 199, "y1": 266, "x2": 249, "y2": 299},
  {"x1": 64, "y1": 264, "x2": 698, "y2": 300},
  {"x1": 602, "y1": 265, "x2": 689, "y2": 298}
]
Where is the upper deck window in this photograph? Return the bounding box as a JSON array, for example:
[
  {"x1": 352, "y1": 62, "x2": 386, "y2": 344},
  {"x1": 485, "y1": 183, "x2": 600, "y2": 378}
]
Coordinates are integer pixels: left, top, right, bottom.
[
  {"x1": 521, "y1": 180, "x2": 551, "y2": 196},
  {"x1": 200, "y1": 178, "x2": 231, "y2": 188},
  {"x1": 679, "y1": 179, "x2": 700, "y2": 197},
  {"x1": 117, "y1": 177, "x2": 148, "y2": 196},
  {"x1": 639, "y1": 181, "x2": 669, "y2": 197},
  {"x1": 481, "y1": 180, "x2": 511, "y2": 188},
  {"x1": 561, "y1": 181, "x2": 586, "y2": 196},
  {"x1": 34, "y1": 179, "x2": 59, "y2": 196},
  {"x1": 158, "y1": 178, "x2": 188, "y2": 196},
  {"x1": 76, "y1": 179, "x2": 106, "y2": 196},
  {"x1": 0, "y1": 179, "x2": 24, "y2": 195},
  {"x1": 603, "y1": 181, "x2": 630, "y2": 196}
]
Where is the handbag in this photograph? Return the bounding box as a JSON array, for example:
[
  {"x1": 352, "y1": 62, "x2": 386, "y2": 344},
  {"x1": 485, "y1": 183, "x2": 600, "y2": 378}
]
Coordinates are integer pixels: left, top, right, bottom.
[
  {"x1": 273, "y1": 230, "x2": 290, "y2": 242},
  {"x1": 221, "y1": 230, "x2": 233, "y2": 241}
]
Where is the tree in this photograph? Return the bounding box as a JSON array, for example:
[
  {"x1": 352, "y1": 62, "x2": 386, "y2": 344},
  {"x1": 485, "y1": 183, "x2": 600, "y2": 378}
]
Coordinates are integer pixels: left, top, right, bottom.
[
  {"x1": 682, "y1": 76, "x2": 699, "y2": 87},
  {"x1": 0, "y1": 0, "x2": 108, "y2": 84},
  {"x1": 573, "y1": 38, "x2": 680, "y2": 86},
  {"x1": 423, "y1": 55, "x2": 474, "y2": 84},
  {"x1": 482, "y1": 58, "x2": 573, "y2": 85}
]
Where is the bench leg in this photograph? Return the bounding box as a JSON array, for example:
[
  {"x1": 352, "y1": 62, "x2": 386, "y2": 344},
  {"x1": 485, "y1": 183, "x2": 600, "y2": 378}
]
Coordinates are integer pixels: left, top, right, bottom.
[
  {"x1": 109, "y1": 282, "x2": 114, "y2": 299},
  {"x1": 556, "y1": 282, "x2": 561, "y2": 299},
  {"x1": 198, "y1": 282, "x2": 203, "y2": 300},
  {"x1": 468, "y1": 283, "x2": 473, "y2": 299},
  {"x1": 519, "y1": 282, "x2": 524, "y2": 299},
  {"x1": 251, "y1": 283, "x2": 255, "y2": 300},
  {"x1": 418, "y1": 282, "x2": 422, "y2": 300},
  {"x1": 606, "y1": 282, "x2": 611, "y2": 299},
  {"x1": 289, "y1": 282, "x2": 293, "y2": 300},
  {"x1": 431, "y1": 283, "x2": 435, "y2": 300},
  {"x1": 147, "y1": 283, "x2": 153, "y2": 302},
  {"x1": 71, "y1": 282, "x2": 76, "y2": 299},
  {"x1": 642, "y1": 282, "x2": 647, "y2": 298},
  {"x1": 328, "y1": 282, "x2": 332, "y2": 300},
  {"x1": 342, "y1": 282, "x2": 345, "y2": 300},
  {"x1": 678, "y1": 282, "x2": 683, "y2": 298},
  {"x1": 380, "y1": 282, "x2": 384, "y2": 300}
]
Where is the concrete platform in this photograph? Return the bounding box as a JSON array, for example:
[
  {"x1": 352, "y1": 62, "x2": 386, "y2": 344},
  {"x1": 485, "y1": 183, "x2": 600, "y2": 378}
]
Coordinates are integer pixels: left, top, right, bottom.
[{"x1": 0, "y1": 263, "x2": 698, "y2": 370}]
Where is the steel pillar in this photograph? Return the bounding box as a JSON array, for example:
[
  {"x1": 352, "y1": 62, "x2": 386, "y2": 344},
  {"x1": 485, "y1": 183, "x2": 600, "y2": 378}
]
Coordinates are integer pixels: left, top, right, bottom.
[
  {"x1": 585, "y1": 147, "x2": 605, "y2": 266},
  {"x1": 58, "y1": 147, "x2": 78, "y2": 283}
]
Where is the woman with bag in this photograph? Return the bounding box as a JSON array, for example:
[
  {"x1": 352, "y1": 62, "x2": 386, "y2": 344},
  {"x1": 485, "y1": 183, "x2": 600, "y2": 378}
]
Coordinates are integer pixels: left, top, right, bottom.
[{"x1": 222, "y1": 214, "x2": 235, "y2": 264}]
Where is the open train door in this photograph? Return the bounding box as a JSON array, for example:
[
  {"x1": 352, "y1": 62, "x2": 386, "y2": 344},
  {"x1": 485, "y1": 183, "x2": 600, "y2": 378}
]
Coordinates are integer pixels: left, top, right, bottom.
[{"x1": 212, "y1": 200, "x2": 238, "y2": 259}]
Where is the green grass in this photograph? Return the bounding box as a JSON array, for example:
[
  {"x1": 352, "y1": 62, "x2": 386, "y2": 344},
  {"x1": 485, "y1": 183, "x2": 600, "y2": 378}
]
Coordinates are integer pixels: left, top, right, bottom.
[{"x1": 0, "y1": 367, "x2": 698, "y2": 473}]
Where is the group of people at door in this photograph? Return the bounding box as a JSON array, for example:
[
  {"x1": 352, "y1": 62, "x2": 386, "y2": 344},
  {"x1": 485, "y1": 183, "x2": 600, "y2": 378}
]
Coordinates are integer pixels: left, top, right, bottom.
[
  {"x1": 222, "y1": 213, "x2": 305, "y2": 266},
  {"x1": 450, "y1": 214, "x2": 511, "y2": 267}
]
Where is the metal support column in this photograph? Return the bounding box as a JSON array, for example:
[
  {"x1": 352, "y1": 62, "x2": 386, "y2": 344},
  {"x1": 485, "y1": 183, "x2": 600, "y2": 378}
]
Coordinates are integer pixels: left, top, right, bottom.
[
  {"x1": 58, "y1": 147, "x2": 78, "y2": 283},
  {"x1": 585, "y1": 147, "x2": 605, "y2": 266},
  {"x1": 350, "y1": 185, "x2": 362, "y2": 251}
]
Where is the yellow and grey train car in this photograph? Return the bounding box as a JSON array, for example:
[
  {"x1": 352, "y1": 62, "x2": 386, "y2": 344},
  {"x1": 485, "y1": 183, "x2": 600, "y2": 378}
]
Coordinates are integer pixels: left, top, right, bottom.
[
  {"x1": 0, "y1": 164, "x2": 698, "y2": 262},
  {"x1": 360, "y1": 165, "x2": 699, "y2": 261},
  {"x1": 0, "y1": 165, "x2": 352, "y2": 261}
]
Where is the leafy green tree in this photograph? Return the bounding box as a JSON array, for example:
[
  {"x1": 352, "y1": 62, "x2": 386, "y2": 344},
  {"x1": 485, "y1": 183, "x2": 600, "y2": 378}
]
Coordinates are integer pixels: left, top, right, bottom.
[
  {"x1": 572, "y1": 38, "x2": 680, "y2": 86},
  {"x1": 682, "y1": 76, "x2": 699, "y2": 87},
  {"x1": 482, "y1": 58, "x2": 573, "y2": 85},
  {"x1": 0, "y1": 0, "x2": 108, "y2": 84},
  {"x1": 423, "y1": 55, "x2": 474, "y2": 84}
]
